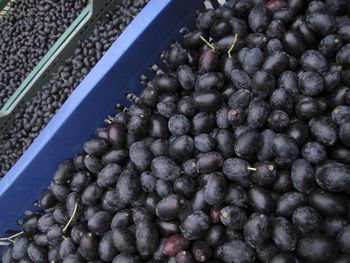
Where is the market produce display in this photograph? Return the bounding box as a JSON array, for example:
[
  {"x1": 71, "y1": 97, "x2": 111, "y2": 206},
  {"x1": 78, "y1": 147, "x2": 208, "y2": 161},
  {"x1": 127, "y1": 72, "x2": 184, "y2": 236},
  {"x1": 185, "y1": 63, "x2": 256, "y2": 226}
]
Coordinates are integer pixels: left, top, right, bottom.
[
  {"x1": 2, "y1": 0, "x2": 350, "y2": 262},
  {"x1": 0, "y1": 0, "x2": 89, "y2": 107},
  {"x1": 0, "y1": 0, "x2": 149, "y2": 177}
]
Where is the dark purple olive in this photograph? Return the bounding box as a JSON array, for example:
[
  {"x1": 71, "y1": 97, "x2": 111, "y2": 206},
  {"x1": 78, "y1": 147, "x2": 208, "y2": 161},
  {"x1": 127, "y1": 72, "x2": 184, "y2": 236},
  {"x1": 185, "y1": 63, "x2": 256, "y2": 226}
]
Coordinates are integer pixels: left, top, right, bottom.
[
  {"x1": 315, "y1": 162, "x2": 350, "y2": 193},
  {"x1": 136, "y1": 221, "x2": 159, "y2": 257},
  {"x1": 243, "y1": 213, "x2": 270, "y2": 248},
  {"x1": 205, "y1": 225, "x2": 226, "y2": 248},
  {"x1": 249, "y1": 186, "x2": 275, "y2": 214},
  {"x1": 340, "y1": 122, "x2": 350, "y2": 147},
  {"x1": 163, "y1": 234, "x2": 190, "y2": 257},
  {"x1": 306, "y1": 12, "x2": 337, "y2": 36},
  {"x1": 301, "y1": 50, "x2": 328, "y2": 73},
  {"x1": 108, "y1": 123, "x2": 126, "y2": 149},
  {"x1": 292, "y1": 206, "x2": 324, "y2": 235},
  {"x1": 192, "y1": 112, "x2": 216, "y2": 135},
  {"x1": 262, "y1": 51, "x2": 289, "y2": 76},
  {"x1": 218, "y1": 240, "x2": 255, "y2": 263},
  {"x1": 251, "y1": 161, "x2": 277, "y2": 186},
  {"x1": 273, "y1": 134, "x2": 300, "y2": 168},
  {"x1": 180, "y1": 210, "x2": 210, "y2": 240},
  {"x1": 291, "y1": 159, "x2": 316, "y2": 193},
  {"x1": 198, "y1": 49, "x2": 219, "y2": 73},
  {"x1": 210, "y1": 19, "x2": 232, "y2": 40},
  {"x1": 298, "y1": 71, "x2": 325, "y2": 96},
  {"x1": 308, "y1": 189, "x2": 348, "y2": 216},
  {"x1": 191, "y1": 240, "x2": 212, "y2": 262},
  {"x1": 266, "y1": 19, "x2": 285, "y2": 39},
  {"x1": 112, "y1": 227, "x2": 136, "y2": 253},
  {"x1": 336, "y1": 226, "x2": 350, "y2": 253},
  {"x1": 272, "y1": 217, "x2": 297, "y2": 252},
  {"x1": 156, "y1": 194, "x2": 185, "y2": 221},
  {"x1": 151, "y1": 156, "x2": 181, "y2": 181},
  {"x1": 296, "y1": 234, "x2": 338, "y2": 263},
  {"x1": 234, "y1": 129, "x2": 262, "y2": 161},
  {"x1": 53, "y1": 160, "x2": 75, "y2": 184},
  {"x1": 248, "y1": 4, "x2": 270, "y2": 33},
  {"x1": 204, "y1": 172, "x2": 227, "y2": 205},
  {"x1": 220, "y1": 206, "x2": 247, "y2": 230},
  {"x1": 193, "y1": 90, "x2": 222, "y2": 112},
  {"x1": 227, "y1": 107, "x2": 246, "y2": 126},
  {"x1": 197, "y1": 151, "x2": 223, "y2": 174},
  {"x1": 276, "y1": 191, "x2": 306, "y2": 217},
  {"x1": 223, "y1": 158, "x2": 251, "y2": 187},
  {"x1": 252, "y1": 70, "x2": 275, "y2": 99},
  {"x1": 309, "y1": 116, "x2": 338, "y2": 147},
  {"x1": 267, "y1": 110, "x2": 290, "y2": 132},
  {"x1": 283, "y1": 31, "x2": 306, "y2": 57}
]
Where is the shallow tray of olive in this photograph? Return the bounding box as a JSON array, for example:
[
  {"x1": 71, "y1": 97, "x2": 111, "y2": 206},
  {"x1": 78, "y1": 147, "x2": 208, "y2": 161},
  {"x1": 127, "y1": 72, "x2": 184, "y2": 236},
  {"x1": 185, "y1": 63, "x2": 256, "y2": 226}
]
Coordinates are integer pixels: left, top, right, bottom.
[{"x1": 1, "y1": 0, "x2": 350, "y2": 262}]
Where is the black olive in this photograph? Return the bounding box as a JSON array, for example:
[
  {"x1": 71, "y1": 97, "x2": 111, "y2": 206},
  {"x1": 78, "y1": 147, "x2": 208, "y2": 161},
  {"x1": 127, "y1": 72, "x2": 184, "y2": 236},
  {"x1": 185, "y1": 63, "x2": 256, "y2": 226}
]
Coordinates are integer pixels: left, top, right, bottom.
[
  {"x1": 249, "y1": 186, "x2": 275, "y2": 214},
  {"x1": 272, "y1": 217, "x2": 297, "y2": 252},
  {"x1": 193, "y1": 90, "x2": 222, "y2": 112},
  {"x1": 282, "y1": 31, "x2": 306, "y2": 57},
  {"x1": 234, "y1": 129, "x2": 262, "y2": 161},
  {"x1": 276, "y1": 191, "x2": 306, "y2": 217},
  {"x1": 298, "y1": 71, "x2": 325, "y2": 96},
  {"x1": 291, "y1": 159, "x2": 316, "y2": 193},
  {"x1": 308, "y1": 189, "x2": 348, "y2": 217},
  {"x1": 301, "y1": 50, "x2": 328, "y2": 73},
  {"x1": 251, "y1": 70, "x2": 275, "y2": 99},
  {"x1": 223, "y1": 158, "x2": 252, "y2": 187},
  {"x1": 218, "y1": 240, "x2": 256, "y2": 263},
  {"x1": 243, "y1": 213, "x2": 270, "y2": 248},
  {"x1": 296, "y1": 234, "x2": 338, "y2": 263},
  {"x1": 112, "y1": 227, "x2": 137, "y2": 253},
  {"x1": 180, "y1": 210, "x2": 210, "y2": 240}
]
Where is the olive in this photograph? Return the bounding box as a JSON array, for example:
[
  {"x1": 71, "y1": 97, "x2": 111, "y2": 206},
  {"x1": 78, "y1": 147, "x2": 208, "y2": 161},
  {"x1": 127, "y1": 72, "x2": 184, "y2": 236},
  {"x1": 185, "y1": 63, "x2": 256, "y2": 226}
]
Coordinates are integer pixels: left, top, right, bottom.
[
  {"x1": 296, "y1": 234, "x2": 338, "y2": 263},
  {"x1": 163, "y1": 234, "x2": 190, "y2": 257},
  {"x1": 228, "y1": 89, "x2": 251, "y2": 109},
  {"x1": 273, "y1": 134, "x2": 300, "y2": 168},
  {"x1": 112, "y1": 227, "x2": 137, "y2": 253},
  {"x1": 234, "y1": 129, "x2": 262, "y2": 161},
  {"x1": 204, "y1": 172, "x2": 227, "y2": 205},
  {"x1": 248, "y1": 4, "x2": 270, "y2": 33},
  {"x1": 230, "y1": 69, "x2": 252, "y2": 90},
  {"x1": 291, "y1": 159, "x2": 317, "y2": 193},
  {"x1": 292, "y1": 206, "x2": 324, "y2": 235},
  {"x1": 302, "y1": 141, "x2": 327, "y2": 165},
  {"x1": 257, "y1": 129, "x2": 276, "y2": 161},
  {"x1": 282, "y1": 31, "x2": 306, "y2": 57},
  {"x1": 136, "y1": 221, "x2": 159, "y2": 257},
  {"x1": 180, "y1": 210, "x2": 210, "y2": 240},
  {"x1": 262, "y1": 51, "x2": 289, "y2": 76},
  {"x1": 315, "y1": 162, "x2": 350, "y2": 192},
  {"x1": 247, "y1": 98, "x2": 271, "y2": 128},
  {"x1": 308, "y1": 189, "x2": 348, "y2": 216},
  {"x1": 205, "y1": 225, "x2": 226, "y2": 248},
  {"x1": 298, "y1": 71, "x2": 325, "y2": 96},
  {"x1": 241, "y1": 48, "x2": 264, "y2": 76},
  {"x1": 210, "y1": 19, "x2": 232, "y2": 40},
  {"x1": 339, "y1": 122, "x2": 350, "y2": 147},
  {"x1": 249, "y1": 186, "x2": 275, "y2": 214},
  {"x1": 266, "y1": 19, "x2": 285, "y2": 39},
  {"x1": 300, "y1": 50, "x2": 328, "y2": 73},
  {"x1": 267, "y1": 110, "x2": 290, "y2": 132},
  {"x1": 97, "y1": 163, "x2": 121, "y2": 188},
  {"x1": 169, "y1": 135, "x2": 194, "y2": 163},
  {"x1": 193, "y1": 90, "x2": 222, "y2": 112},
  {"x1": 243, "y1": 213, "x2": 270, "y2": 248},
  {"x1": 218, "y1": 240, "x2": 256, "y2": 263},
  {"x1": 198, "y1": 49, "x2": 219, "y2": 73},
  {"x1": 222, "y1": 158, "x2": 252, "y2": 187},
  {"x1": 251, "y1": 70, "x2": 275, "y2": 99},
  {"x1": 156, "y1": 194, "x2": 185, "y2": 221},
  {"x1": 53, "y1": 160, "x2": 75, "y2": 184},
  {"x1": 306, "y1": 13, "x2": 337, "y2": 37},
  {"x1": 197, "y1": 151, "x2": 224, "y2": 174},
  {"x1": 309, "y1": 116, "x2": 338, "y2": 147},
  {"x1": 251, "y1": 161, "x2": 277, "y2": 186},
  {"x1": 276, "y1": 191, "x2": 306, "y2": 217},
  {"x1": 151, "y1": 156, "x2": 181, "y2": 181},
  {"x1": 272, "y1": 217, "x2": 297, "y2": 252}
]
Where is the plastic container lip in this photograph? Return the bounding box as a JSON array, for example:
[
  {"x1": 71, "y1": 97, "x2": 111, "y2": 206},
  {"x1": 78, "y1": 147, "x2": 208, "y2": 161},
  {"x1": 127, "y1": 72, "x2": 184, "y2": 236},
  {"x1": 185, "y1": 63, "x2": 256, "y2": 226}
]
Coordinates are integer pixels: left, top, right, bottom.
[{"x1": 0, "y1": 0, "x2": 207, "y2": 237}]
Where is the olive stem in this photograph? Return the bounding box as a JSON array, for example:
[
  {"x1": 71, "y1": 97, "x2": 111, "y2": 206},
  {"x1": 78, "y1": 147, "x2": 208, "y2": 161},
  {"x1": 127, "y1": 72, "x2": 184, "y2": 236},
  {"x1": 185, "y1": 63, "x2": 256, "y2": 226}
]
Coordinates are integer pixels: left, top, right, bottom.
[
  {"x1": 200, "y1": 35, "x2": 217, "y2": 51},
  {"x1": 60, "y1": 72, "x2": 67, "y2": 81},
  {"x1": 227, "y1": 33, "x2": 238, "y2": 58},
  {"x1": 0, "y1": 231, "x2": 24, "y2": 241},
  {"x1": 63, "y1": 203, "x2": 78, "y2": 233},
  {"x1": 247, "y1": 167, "x2": 256, "y2": 171}
]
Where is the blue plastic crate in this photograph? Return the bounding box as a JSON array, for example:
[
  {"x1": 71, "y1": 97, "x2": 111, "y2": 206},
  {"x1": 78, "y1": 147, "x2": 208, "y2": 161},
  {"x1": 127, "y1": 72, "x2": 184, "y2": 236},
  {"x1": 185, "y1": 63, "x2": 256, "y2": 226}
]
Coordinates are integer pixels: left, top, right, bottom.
[{"x1": 0, "y1": 0, "x2": 207, "y2": 237}]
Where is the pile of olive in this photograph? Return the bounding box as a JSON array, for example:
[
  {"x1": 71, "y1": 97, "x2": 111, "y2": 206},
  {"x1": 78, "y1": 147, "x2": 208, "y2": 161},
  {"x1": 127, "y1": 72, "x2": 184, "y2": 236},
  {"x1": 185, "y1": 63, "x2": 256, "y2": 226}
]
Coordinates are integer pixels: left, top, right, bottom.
[
  {"x1": 0, "y1": 0, "x2": 149, "y2": 177},
  {"x1": 2, "y1": 0, "x2": 350, "y2": 262}
]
